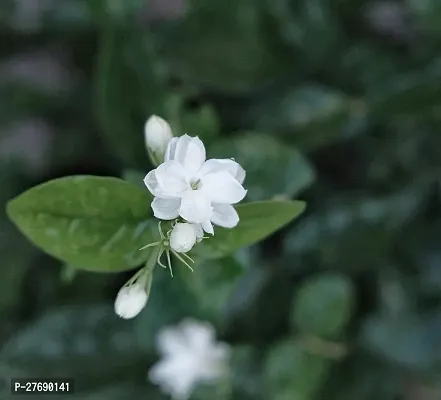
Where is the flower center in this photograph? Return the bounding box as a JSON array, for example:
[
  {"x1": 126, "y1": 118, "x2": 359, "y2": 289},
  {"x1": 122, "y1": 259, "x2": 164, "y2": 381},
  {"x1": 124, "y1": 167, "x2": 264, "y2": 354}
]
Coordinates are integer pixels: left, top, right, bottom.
[{"x1": 190, "y1": 179, "x2": 201, "y2": 190}]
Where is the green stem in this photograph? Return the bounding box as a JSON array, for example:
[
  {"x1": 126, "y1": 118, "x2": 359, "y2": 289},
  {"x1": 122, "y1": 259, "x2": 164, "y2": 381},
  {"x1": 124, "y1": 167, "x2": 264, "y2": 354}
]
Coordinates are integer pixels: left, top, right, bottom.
[
  {"x1": 145, "y1": 246, "x2": 160, "y2": 274},
  {"x1": 137, "y1": 247, "x2": 161, "y2": 293}
]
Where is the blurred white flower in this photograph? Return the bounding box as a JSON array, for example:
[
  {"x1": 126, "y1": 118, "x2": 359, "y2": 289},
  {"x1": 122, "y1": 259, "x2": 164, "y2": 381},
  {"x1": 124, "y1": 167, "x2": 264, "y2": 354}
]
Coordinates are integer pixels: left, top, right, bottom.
[
  {"x1": 144, "y1": 134, "x2": 246, "y2": 233},
  {"x1": 145, "y1": 115, "x2": 174, "y2": 165},
  {"x1": 114, "y1": 283, "x2": 148, "y2": 319},
  {"x1": 149, "y1": 319, "x2": 231, "y2": 400},
  {"x1": 169, "y1": 222, "x2": 203, "y2": 253}
]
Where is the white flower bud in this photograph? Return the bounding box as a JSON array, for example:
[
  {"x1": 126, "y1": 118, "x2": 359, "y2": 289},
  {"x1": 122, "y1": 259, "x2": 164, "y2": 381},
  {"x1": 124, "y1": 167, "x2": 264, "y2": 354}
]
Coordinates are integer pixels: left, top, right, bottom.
[
  {"x1": 114, "y1": 283, "x2": 148, "y2": 319},
  {"x1": 144, "y1": 115, "x2": 173, "y2": 166},
  {"x1": 169, "y1": 223, "x2": 197, "y2": 253}
]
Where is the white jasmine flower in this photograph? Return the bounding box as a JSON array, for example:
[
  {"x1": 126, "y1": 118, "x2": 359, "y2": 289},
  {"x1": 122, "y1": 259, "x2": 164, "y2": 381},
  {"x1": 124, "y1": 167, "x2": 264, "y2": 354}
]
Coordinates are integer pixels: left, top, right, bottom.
[
  {"x1": 169, "y1": 222, "x2": 203, "y2": 253},
  {"x1": 144, "y1": 135, "x2": 246, "y2": 234},
  {"x1": 144, "y1": 115, "x2": 173, "y2": 165},
  {"x1": 114, "y1": 283, "x2": 148, "y2": 319},
  {"x1": 149, "y1": 319, "x2": 231, "y2": 400}
]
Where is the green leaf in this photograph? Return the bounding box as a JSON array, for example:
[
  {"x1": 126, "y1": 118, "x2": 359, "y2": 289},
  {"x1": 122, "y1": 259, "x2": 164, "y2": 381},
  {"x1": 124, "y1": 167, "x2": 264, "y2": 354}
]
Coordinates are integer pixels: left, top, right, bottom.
[
  {"x1": 43, "y1": 0, "x2": 94, "y2": 31},
  {"x1": 248, "y1": 85, "x2": 358, "y2": 150},
  {"x1": 0, "y1": 304, "x2": 149, "y2": 386},
  {"x1": 265, "y1": 339, "x2": 330, "y2": 398},
  {"x1": 369, "y1": 62, "x2": 441, "y2": 120},
  {"x1": 95, "y1": 22, "x2": 165, "y2": 169},
  {"x1": 161, "y1": 0, "x2": 290, "y2": 93},
  {"x1": 162, "y1": 93, "x2": 221, "y2": 145},
  {"x1": 188, "y1": 256, "x2": 245, "y2": 322},
  {"x1": 194, "y1": 200, "x2": 306, "y2": 260},
  {"x1": 6, "y1": 176, "x2": 156, "y2": 272},
  {"x1": 224, "y1": 267, "x2": 294, "y2": 343},
  {"x1": 333, "y1": 44, "x2": 401, "y2": 90},
  {"x1": 268, "y1": 0, "x2": 341, "y2": 72},
  {"x1": 121, "y1": 169, "x2": 145, "y2": 189},
  {"x1": 86, "y1": 0, "x2": 144, "y2": 22},
  {"x1": 283, "y1": 186, "x2": 428, "y2": 271},
  {"x1": 179, "y1": 103, "x2": 221, "y2": 145},
  {"x1": 408, "y1": 0, "x2": 441, "y2": 37},
  {"x1": 291, "y1": 273, "x2": 354, "y2": 339},
  {"x1": 230, "y1": 346, "x2": 265, "y2": 399},
  {"x1": 320, "y1": 353, "x2": 401, "y2": 400},
  {"x1": 210, "y1": 133, "x2": 315, "y2": 201},
  {"x1": 360, "y1": 309, "x2": 441, "y2": 373}
]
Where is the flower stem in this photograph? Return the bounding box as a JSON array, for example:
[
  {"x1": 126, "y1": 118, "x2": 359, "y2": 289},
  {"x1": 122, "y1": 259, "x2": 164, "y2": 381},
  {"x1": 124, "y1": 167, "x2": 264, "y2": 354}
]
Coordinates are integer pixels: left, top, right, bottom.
[{"x1": 145, "y1": 246, "x2": 161, "y2": 275}]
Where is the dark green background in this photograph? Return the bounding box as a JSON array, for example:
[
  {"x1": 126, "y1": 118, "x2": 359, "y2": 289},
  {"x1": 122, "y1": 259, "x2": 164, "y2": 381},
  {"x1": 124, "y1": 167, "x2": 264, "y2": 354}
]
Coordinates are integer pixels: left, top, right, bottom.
[{"x1": 1, "y1": 0, "x2": 441, "y2": 398}]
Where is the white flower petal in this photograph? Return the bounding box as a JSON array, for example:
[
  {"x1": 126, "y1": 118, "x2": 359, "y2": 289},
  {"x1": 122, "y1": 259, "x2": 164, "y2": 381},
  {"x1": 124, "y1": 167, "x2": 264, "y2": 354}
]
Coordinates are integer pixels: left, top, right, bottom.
[
  {"x1": 157, "y1": 326, "x2": 191, "y2": 356},
  {"x1": 200, "y1": 171, "x2": 247, "y2": 204},
  {"x1": 155, "y1": 161, "x2": 189, "y2": 197},
  {"x1": 198, "y1": 343, "x2": 231, "y2": 381},
  {"x1": 179, "y1": 190, "x2": 213, "y2": 223},
  {"x1": 211, "y1": 204, "x2": 239, "y2": 228},
  {"x1": 236, "y1": 166, "x2": 246, "y2": 185},
  {"x1": 193, "y1": 223, "x2": 204, "y2": 241},
  {"x1": 149, "y1": 319, "x2": 231, "y2": 400},
  {"x1": 144, "y1": 169, "x2": 177, "y2": 199},
  {"x1": 149, "y1": 358, "x2": 196, "y2": 400},
  {"x1": 152, "y1": 197, "x2": 181, "y2": 220},
  {"x1": 164, "y1": 137, "x2": 179, "y2": 162},
  {"x1": 144, "y1": 170, "x2": 161, "y2": 197},
  {"x1": 180, "y1": 319, "x2": 216, "y2": 350},
  {"x1": 201, "y1": 220, "x2": 214, "y2": 235},
  {"x1": 174, "y1": 135, "x2": 206, "y2": 176},
  {"x1": 199, "y1": 158, "x2": 246, "y2": 184}
]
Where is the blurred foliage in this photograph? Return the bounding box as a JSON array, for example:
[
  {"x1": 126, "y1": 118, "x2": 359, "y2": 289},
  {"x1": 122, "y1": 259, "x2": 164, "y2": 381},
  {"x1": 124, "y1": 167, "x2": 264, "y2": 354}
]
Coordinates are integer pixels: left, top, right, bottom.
[{"x1": 1, "y1": 0, "x2": 441, "y2": 398}]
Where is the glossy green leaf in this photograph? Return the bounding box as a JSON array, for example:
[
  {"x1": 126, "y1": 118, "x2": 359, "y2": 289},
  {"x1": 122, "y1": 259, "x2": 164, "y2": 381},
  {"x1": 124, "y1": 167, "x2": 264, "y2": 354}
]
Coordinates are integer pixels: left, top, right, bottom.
[
  {"x1": 6, "y1": 176, "x2": 156, "y2": 272},
  {"x1": 291, "y1": 273, "x2": 354, "y2": 339},
  {"x1": 194, "y1": 200, "x2": 306, "y2": 260},
  {"x1": 210, "y1": 133, "x2": 315, "y2": 201}
]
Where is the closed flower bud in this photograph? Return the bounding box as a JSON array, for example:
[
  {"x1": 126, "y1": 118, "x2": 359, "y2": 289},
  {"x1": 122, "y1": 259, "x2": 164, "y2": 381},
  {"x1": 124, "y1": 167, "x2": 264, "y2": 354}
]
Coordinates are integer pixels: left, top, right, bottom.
[
  {"x1": 144, "y1": 115, "x2": 173, "y2": 166},
  {"x1": 114, "y1": 283, "x2": 148, "y2": 319},
  {"x1": 169, "y1": 223, "x2": 197, "y2": 253}
]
